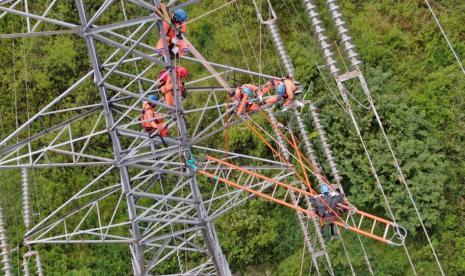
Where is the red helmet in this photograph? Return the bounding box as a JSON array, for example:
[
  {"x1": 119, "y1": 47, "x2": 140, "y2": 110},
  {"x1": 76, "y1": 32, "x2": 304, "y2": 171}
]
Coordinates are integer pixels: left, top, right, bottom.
[
  {"x1": 157, "y1": 69, "x2": 169, "y2": 83},
  {"x1": 176, "y1": 66, "x2": 189, "y2": 79}
]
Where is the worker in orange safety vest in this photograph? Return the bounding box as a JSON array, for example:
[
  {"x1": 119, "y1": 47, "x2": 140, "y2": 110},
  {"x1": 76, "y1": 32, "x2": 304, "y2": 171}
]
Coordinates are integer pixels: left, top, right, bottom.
[
  {"x1": 155, "y1": 9, "x2": 189, "y2": 57},
  {"x1": 258, "y1": 76, "x2": 303, "y2": 111},
  {"x1": 157, "y1": 66, "x2": 189, "y2": 107},
  {"x1": 141, "y1": 94, "x2": 169, "y2": 138},
  {"x1": 229, "y1": 84, "x2": 261, "y2": 117}
]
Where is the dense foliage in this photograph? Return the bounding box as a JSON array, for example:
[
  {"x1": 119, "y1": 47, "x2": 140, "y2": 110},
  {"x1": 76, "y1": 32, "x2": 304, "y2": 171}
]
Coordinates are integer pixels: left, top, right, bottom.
[{"x1": 1, "y1": 0, "x2": 464, "y2": 275}]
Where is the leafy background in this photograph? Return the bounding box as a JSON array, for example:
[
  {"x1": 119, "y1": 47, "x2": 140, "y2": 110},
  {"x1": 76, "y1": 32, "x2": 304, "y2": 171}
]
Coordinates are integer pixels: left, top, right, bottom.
[{"x1": 1, "y1": 0, "x2": 464, "y2": 275}]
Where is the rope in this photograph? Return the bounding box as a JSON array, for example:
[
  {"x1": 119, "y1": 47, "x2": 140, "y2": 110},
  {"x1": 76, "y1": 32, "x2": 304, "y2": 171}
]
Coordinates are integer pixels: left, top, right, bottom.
[
  {"x1": 337, "y1": 83, "x2": 418, "y2": 275},
  {"x1": 424, "y1": 0, "x2": 465, "y2": 76},
  {"x1": 186, "y1": 0, "x2": 238, "y2": 25},
  {"x1": 244, "y1": 117, "x2": 346, "y2": 223},
  {"x1": 359, "y1": 74, "x2": 445, "y2": 275},
  {"x1": 224, "y1": 4, "x2": 255, "y2": 83},
  {"x1": 234, "y1": 1, "x2": 262, "y2": 76}
]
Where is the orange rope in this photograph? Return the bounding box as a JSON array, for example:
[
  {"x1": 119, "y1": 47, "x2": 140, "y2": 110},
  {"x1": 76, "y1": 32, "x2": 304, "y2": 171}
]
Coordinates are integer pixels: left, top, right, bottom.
[
  {"x1": 260, "y1": 112, "x2": 334, "y2": 188},
  {"x1": 244, "y1": 119, "x2": 316, "y2": 192},
  {"x1": 291, "y1": 132, "x2": 313, "y2": 189}
]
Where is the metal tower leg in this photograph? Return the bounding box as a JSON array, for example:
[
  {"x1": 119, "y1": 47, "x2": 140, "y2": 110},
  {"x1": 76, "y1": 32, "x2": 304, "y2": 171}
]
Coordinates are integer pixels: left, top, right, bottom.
[
  {"x1": 155, "y1": 11, "x2": 231, "y2": 274},
  {"x1": 74, "y1": 1, "x2": 145, "y2": 273},
  {"x1": 0, "y1": 206, "x2": 12, "y2": 276}
]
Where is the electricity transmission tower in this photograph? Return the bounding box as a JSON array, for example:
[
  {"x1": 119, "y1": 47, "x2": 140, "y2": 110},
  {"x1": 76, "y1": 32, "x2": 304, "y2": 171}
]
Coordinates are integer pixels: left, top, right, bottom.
[{"x1": 0, "y1": 1, "x2": 418, "y2": 275}]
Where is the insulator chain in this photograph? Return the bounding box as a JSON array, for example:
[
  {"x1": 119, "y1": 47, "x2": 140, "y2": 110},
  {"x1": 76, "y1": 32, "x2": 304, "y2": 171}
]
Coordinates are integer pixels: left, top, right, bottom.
[
  {"x1": 303, "y1": 0, "x2": 340, "y2": 77},
  {"x1": 326, "y1": 0, "x2": 362, "y2": 69},
  {"x1": 309, "y1": 104, "x2": 343, "y2": 188},
  {"x1": 266, "y1": 22, "x2": 295, "y2": 77},
  {"x1": 21, "y1": 168, "x2": 44, "y2": 276},
  {"x1": 0, "y1": 206, "x2": 12, "y2": 276},
  {"x1": 22, "y1": 168, "x2": 31, "y2": 229}
]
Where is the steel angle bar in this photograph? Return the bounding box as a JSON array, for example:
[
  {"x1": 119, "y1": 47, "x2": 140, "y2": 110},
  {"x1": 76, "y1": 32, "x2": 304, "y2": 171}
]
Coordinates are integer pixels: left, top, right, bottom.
[
  {"x1": 192, "y1": 119, "x2": 242, "y2": 145},
  {"x1": 99, "y1": 22, "x2": 157, "y2": 84},
  {"x1": 115, "y1": 128, "x2": 181, "y2": 146},
  {"x1": 138, "y1": 216, "x2": 200, "y2": 225},
  {"x1": 91, "y1": 32, "x2": 167, "y2": 67},
  {"x1": 0, "y1": 129, "x2": 109, "y2": 166},
  {"x1": 0, "y1": 162, "x2": 111, "y2": 169},
  {"x1": 47, "y1": 148, "x2": 114, "y2": 163},
  {"x1": 87, "y1": 15, "x2": 156, "y2": 35},
  {"x1": 41, "y1": 104, "x2": 102, "y2": 116},
  {"x1": 182, "y1": 55, "x2": 279, "y2": 80},
  {"x1": 132, "y1": 192, "x2": 195, "y2": 205},
  {"x1": 25, "y1": 164, "x2": 115, "y2": 236},
  {"x1": 0, "y1": 5, "x2": 76, "y2": 28},
  {"x1": 130, "y1": 164, "x2": 189, "y2": 177},
  {"x1": 0, "y1": 29, "x2": 80, "y2": 39},
  {"x1": 143, "y1": 226, "x2": 203, "y2": 245},
  {"x1": 27, "y1": 240, "x2": 133, "y2": 244},
  {"x1": 103, "y1": 83, "x2": 175, "y2": 110},
  {"x1": 185, "y1": 70, "x2": 232, "y2": 86},
  {"x1": 109, "y1": 69, "x2": 156, "y2": 85},
  {"x1": 84, "y1": 0, "x2": 115, "y2": 29},
  {"x1": 192, "y1": 108, "x2": 233, "y2": 140},
  {"x1": 121, "y1": 145, "x2": 179, "y2": 164},
  {"x1": 184, "y1": 103, "x2": 228, "y2": 114},
  {"x1": 127, "y1": 0, "x2": 156, "y2": 10},
  {"x1": 0, "y1": 71, "x2": 93, "y2": 147},
  {"x1": 185, "y1": 87, "x2": 228, "y2": 93}
]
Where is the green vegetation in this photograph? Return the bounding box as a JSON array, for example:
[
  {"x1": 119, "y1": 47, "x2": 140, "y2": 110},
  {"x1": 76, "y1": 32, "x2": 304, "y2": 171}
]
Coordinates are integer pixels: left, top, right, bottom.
[{"x1": 1, "y1": 0, "x2": 464, "y2": 275}]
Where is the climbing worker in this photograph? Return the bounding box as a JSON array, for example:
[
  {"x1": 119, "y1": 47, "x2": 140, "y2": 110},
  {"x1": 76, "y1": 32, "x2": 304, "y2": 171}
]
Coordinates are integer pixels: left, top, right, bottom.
[
  {"x1": 158, "y1": 66, "x2": 189, "y2": 107},
  {"x1": 229, "y1": 84, "x2": 261, "y2": 117},
  {"x1": 155, "y1": 8, "x2": 189, "y2": 57},
  {"x1": 258, "y1": 75, "x2": 303, "y2": 111},
  {"x1": 141, "y1": 95, "x2": 169, "y2": 138},
  {"x1": 309, "y1": 184, "x2": 346, "y2": 239}
]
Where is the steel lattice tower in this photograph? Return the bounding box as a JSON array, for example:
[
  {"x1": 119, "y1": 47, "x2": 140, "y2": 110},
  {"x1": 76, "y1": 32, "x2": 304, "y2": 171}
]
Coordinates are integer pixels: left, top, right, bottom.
[{"x1": 0, "y1": 1, "x2": 298, "y2": 274}]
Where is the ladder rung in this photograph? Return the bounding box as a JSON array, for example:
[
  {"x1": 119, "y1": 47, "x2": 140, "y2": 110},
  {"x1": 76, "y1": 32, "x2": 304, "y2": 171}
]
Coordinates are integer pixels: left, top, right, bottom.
[
  {"x1": 270, "y1": 183, "x2": 279, "y2": 198},
  {"x1": 370, "y1": 220, "x2": 377, "y2": 234},
  {"x1": 358, "y1": 215, "x2": 364, "y2": 229},
  {"x1": 283, "y1": 189, "x2": 290, "y2": 202},
  {"x1": 383, "y1": 224, "x2": 390, "y2": 239}
]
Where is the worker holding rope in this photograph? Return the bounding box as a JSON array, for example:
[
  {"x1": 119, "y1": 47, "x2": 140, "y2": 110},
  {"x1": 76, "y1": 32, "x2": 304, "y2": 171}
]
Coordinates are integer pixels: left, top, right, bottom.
[
  {"x1": 259, "y1": 75, "x2": 303, "y2": 111},
  {"x1": 141, "y1": 95, "x2": 169, "y2": 138},
  {"x1": 229, "y1": 84, "x2": 261, "y2": 118},
  {"x1": 158, "y1": 66, "x2": 189, "y2": 107},
  {"x1": 155, "y1": 8, "x2": 190, "y2": 58}
]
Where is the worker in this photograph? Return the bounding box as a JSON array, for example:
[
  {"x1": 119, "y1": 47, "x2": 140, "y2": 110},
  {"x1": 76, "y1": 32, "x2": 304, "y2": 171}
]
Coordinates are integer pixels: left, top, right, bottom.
[
  {"x1": 158, "y1": 66, "x2": 189, "y2": 107},
  {"x1": 141, "y1": 95, "x2": 169, "y2": 138},
  {"x1": 309, "y1": 184, "x2": 346, "y2": 238},
  {"x1": 155, "y1": 8, "x2": 189, "y2": 57},
  {"x1": 229, "y1": 84, "x2": 261, "y2": 117},
  {"x1": 258, "y1": 75, "x2": 303, "y2": 111}
]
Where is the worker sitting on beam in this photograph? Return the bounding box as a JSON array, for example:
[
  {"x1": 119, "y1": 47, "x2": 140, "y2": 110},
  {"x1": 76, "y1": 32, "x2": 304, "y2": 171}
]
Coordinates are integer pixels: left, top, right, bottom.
[
  {"x1": 141, "y1": 94, "x2": 169, "y2": 138},
  {"x1": 259, "y1": 75, "x2": 304, "y2": 111},
  {"x1": 229, "y1": 84, "x2": 261, "y2": 118}
]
